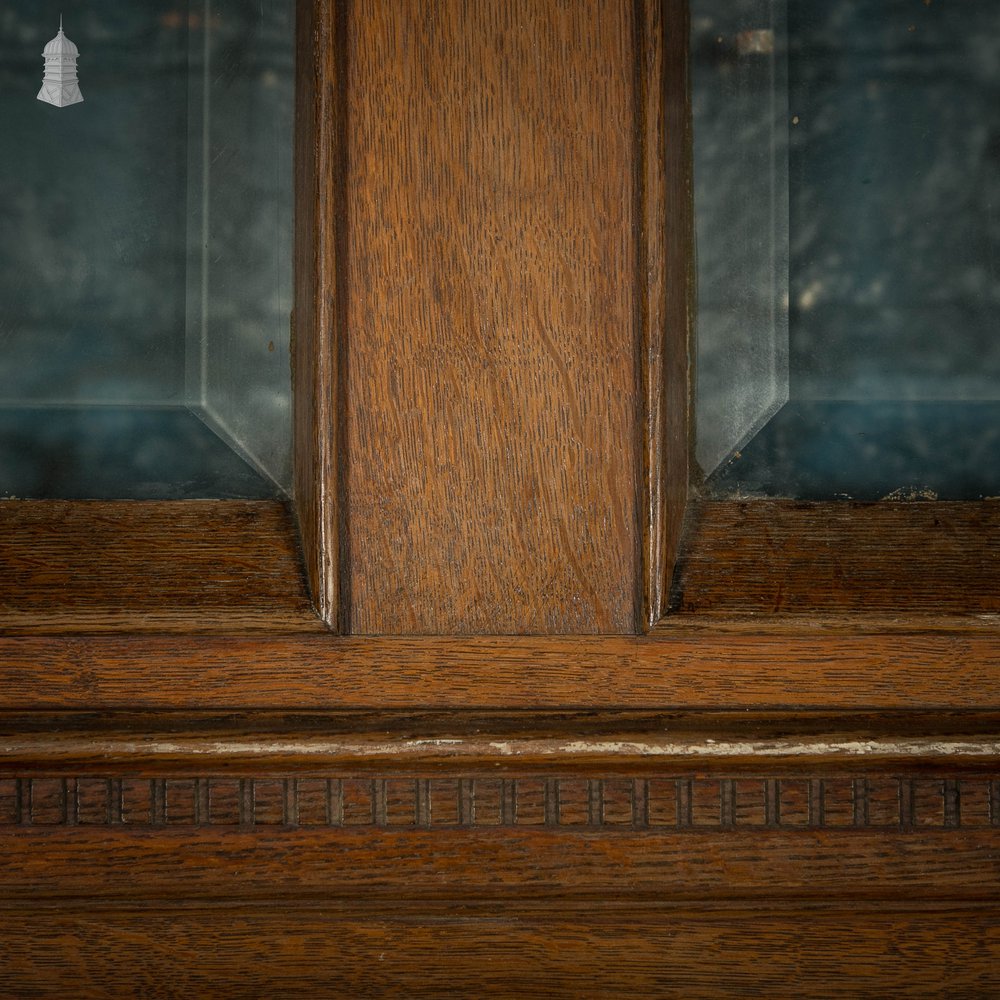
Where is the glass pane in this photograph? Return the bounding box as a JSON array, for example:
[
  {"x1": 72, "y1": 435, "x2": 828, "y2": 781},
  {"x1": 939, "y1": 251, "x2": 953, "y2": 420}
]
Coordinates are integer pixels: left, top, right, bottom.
[
  {"x1": 0, "y1": 2, "x2": 293, "y2": 499},
  {"x1": 693, "y1": 0, "x2": 1000, "y2": 500}
]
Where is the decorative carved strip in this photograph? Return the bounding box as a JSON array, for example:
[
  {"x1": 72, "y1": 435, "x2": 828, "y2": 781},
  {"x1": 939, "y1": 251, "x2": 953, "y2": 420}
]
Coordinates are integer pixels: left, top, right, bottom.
[{"x1": 0, "y1": 776, "x2": 997, "y2": 830}]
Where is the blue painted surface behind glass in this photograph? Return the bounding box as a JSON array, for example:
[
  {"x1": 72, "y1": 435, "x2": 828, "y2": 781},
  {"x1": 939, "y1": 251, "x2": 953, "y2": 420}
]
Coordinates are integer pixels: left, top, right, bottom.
[
  {"x1": 788, "y1": 0, "x2": 1000, "y2": 403},
  {"x1": 0, "y1": 2, "x2": 190, "y2": 404},
  {"x1": 702, "y1": 1, "x2": 1000, "y2": 497},
  {"x1": 0, "y1": 3, "x2": 292, "y2": 498}
]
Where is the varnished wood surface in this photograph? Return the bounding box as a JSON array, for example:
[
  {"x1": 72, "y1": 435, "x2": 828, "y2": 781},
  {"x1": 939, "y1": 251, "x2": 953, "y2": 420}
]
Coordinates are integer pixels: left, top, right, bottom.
[
  {"x1": 5, "y1": 2, "x2": 999, "y2": 993},
  {"x1": 1, "y1": 632, "x2": 997, "y2": 709},
  {"x1": 343, "y1": 0, "x2": 641, "y2": 634},
  {"x1": 9, "y1": 498, "x2": 995, "y2": 638},
  {"x1": 672, "y1": 500, "x2": 1000, "y2": 618},
  {"x1": 0, "y1": 826, "x2": 997, "y2": 901},
  {"x1": 0, "y1": 771, "x2": 997, "y2": 828},
  {"x1": 293, "y1": 0, "x2": 341, "y2": 627},
  {"x1": 641, "y1": 0, "x2": 692, "y2": 630},
  {"x1": 0, "y1": 901, "x2": 1000, "y2": 1000},
  {"x1": 1, "y1": 707, "x2": 997, "y2": 994},
  {"x1": 0, "y1": 904, "x2": 997, "y2": 998},
  {"x1": 0, "y1": 502, "x2": 323, "y2": 633},
  {"x1": 1, "y1": 710, "x2": 999, "y2": 773}
]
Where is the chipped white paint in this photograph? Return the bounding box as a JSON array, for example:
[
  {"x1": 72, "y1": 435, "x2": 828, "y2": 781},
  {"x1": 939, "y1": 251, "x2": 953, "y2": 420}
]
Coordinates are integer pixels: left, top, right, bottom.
[
  {"x1": 550, "y1": 739, "x2": 1000, "y2": 758},
  {"x1": 4, "y1": 737, "x2": 1000, "y2": 759}
]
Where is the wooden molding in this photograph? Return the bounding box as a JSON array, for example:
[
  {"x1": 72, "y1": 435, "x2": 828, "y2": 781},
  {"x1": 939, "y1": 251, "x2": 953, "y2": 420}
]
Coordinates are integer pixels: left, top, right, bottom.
[
  {"x1": 2, "y1": 773, "x2": 996, "y2": 831},
  {"x1": 641, "y1": 0, "x2": 693, "y2": 630},
  {"x1": 1, "y1": 712, "x2": 997, "y2": 830},
  {"x1": 293, "y1": 0, "x2": 342, "y2": 629},
  {"x1": 5, "y1": 715, "x2": 996, "y2": 909}
]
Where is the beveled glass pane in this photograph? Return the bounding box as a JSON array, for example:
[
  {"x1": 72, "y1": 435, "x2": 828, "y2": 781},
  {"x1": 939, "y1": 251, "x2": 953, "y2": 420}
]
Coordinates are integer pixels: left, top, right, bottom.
[
  {"x1": 693, "y1": 0, "x2": 1000, "y2": 499},
  {"x1": 693, "y1": 0, "x2": 789, "y2": 480},
  {"x1": 0, "y1": 2, "x2": 293, "y2": 498}
]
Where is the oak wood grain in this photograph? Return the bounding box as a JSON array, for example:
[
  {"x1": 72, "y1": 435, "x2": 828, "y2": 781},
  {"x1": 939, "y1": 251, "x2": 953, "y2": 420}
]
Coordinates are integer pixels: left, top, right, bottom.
[
  {"x1": 0, "y1": 772, "x2": 996, "y2": 828},
  {"x1": 293, "y1": 0, "x2": 341, "y2": 628},
  {"x1": 641, "y1": 0, "x2": 693, "y2": 629},
  {"x1": 0, "y1": 632, "x2": 997, "y2": 709},
  {"x1": 5, "y1": 2, "x2": 999, "y2": 992},
  {"x1": 0, "y1": 826, "x2": 997, "y2": 901},
  {"x1": 0, "y1": 904, "x2": 997, "y2": 998},
  {"x1": 342, "y1": 0, "x2": 641, "y2": 633},
  {"x1": 2, "y1": 710, "x2": 1000, "y2": 774},
  {"x1": 671, "y1": 500, "x2": 1000, "y2": 618},
  {"x1": 0, "y1": 502, "x2": 323, "y2": 633}
]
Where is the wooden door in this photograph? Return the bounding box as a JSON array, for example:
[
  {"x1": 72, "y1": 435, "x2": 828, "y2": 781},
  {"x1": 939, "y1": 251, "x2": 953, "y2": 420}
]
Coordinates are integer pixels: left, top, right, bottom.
[{"x1": 1, "y1": 2, "x2": 998, "y2": 995}]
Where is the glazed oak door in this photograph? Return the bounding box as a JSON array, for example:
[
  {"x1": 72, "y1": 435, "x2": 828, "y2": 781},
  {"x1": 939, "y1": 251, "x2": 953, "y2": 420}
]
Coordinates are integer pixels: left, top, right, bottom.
[{"x1": 0, "y1": 3, "x2": 998, "y2": 997}]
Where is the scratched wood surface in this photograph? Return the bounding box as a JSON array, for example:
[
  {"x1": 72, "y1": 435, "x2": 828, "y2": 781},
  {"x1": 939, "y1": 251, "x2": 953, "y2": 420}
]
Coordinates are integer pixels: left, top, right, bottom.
[
  {"x1": 2, "y1": 709, "x2": 1000, "y2": 772},
  {"x1": 342, "y1": 0, "x2": 642, "y2": 634}
]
